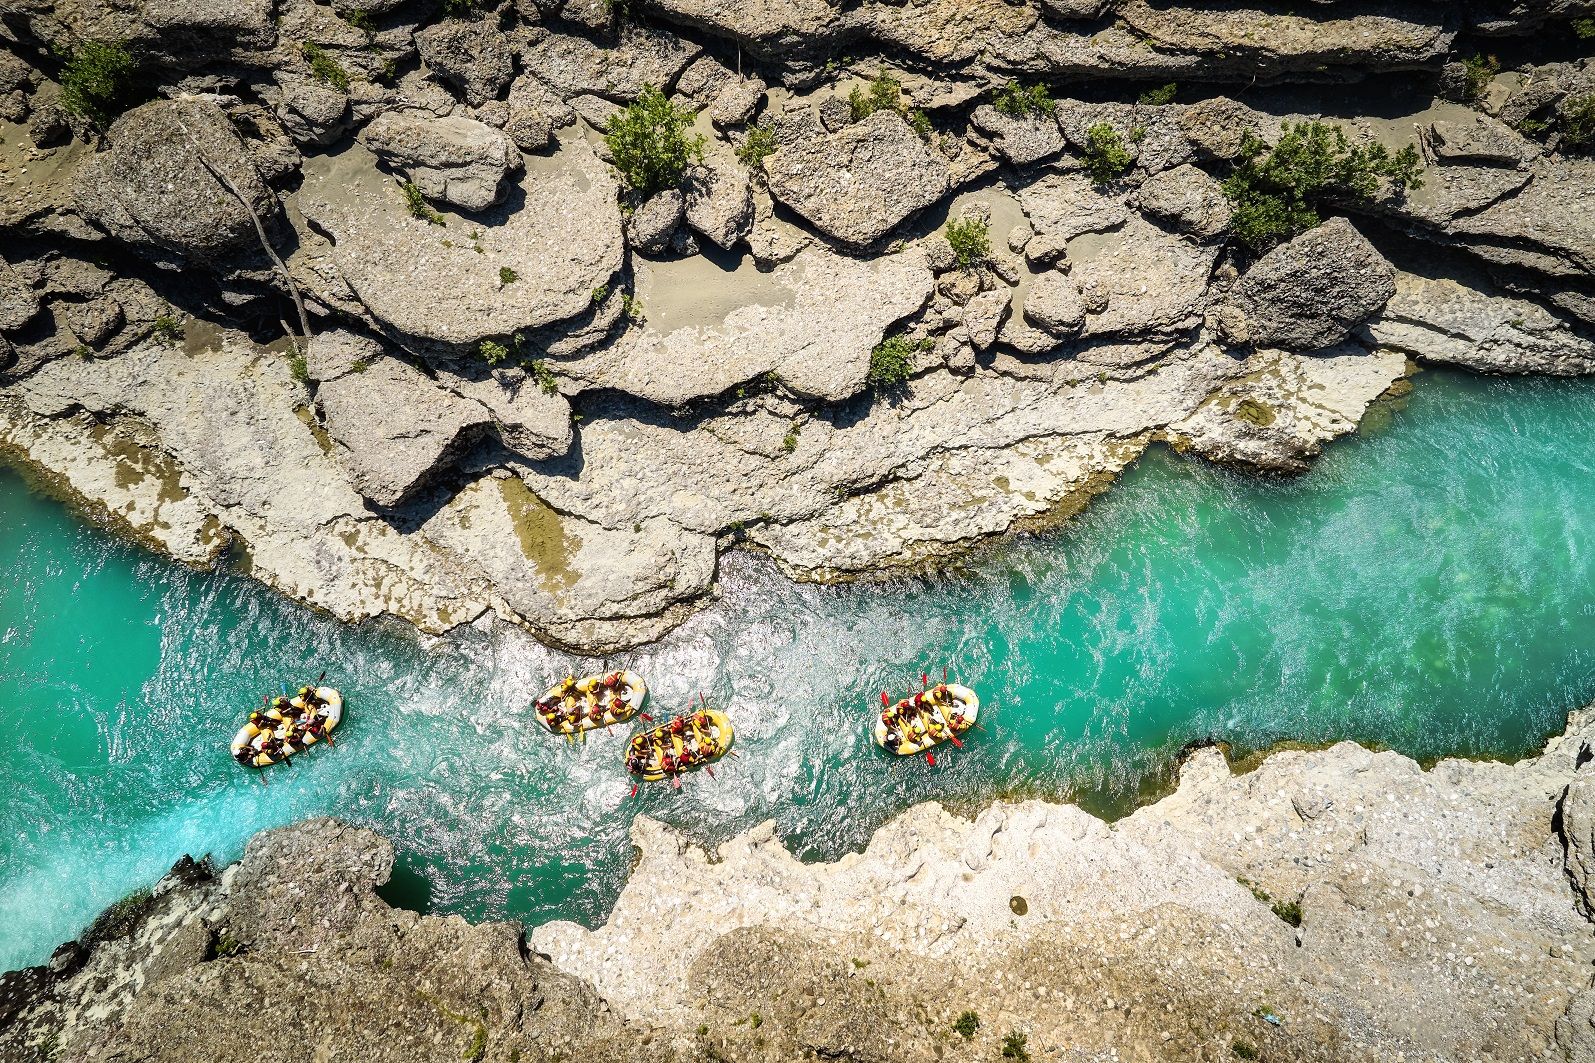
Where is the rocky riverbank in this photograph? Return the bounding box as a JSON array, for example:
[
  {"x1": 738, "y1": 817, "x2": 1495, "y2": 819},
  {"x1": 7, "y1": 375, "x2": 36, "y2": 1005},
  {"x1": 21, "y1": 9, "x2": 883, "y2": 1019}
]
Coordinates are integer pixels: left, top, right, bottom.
[
  {"x1": 5, "y1": 706, "x2": 1595, "y2": 1062},
  {"x1": 3, "y1": 0, "x2": 1595, "y2": 652}
]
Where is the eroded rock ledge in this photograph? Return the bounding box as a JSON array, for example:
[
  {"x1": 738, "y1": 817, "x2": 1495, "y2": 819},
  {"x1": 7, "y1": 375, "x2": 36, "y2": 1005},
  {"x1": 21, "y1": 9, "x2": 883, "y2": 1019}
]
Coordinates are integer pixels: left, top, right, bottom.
[
  {"x1": 6, "y1": 707, "x2": 1595, "y2": 1062},
  {"x1": 4, "y1": 1, "x2": 1595, "y2": 653}
]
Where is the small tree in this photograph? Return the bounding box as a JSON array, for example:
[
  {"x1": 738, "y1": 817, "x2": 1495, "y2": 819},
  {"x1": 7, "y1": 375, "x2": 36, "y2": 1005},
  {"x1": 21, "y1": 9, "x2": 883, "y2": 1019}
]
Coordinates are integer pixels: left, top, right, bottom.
[
  {"x1": 1082, "y1": 123, "x2": 1133, "y2": 186},
  {"x1": 736, "y1": 122, "x2": 778, "y2": 168},
  {"x1": 944, "y1": 216, "x2": 991, "y2": 269},
  {"x1": 604, "y1": 85, "x2": 705, "y2": 198},
  {"x1": 59, "y1": 40, "x2": 136, "y2": 125},
  {"x1": 868, "y1": 334, "x2": 930, "y2": 389},
  {"x1": 952, "y1": 1011, "x2": 980, "y2": 1039},
  {"x1": 849, "y1": 71, "x2": 933, "y2": 138},
  {"x1": 991, "y1": 81, "x2": 1055, "y2": 119},
  {"x1": 1138, "y1": 82, "x2": 1177, "y2": 106},
  {"x1": 1220, "y1": 121, "x2": 1423, "y2": 251},
  {"x1": 1461, "y1": 54, "x2": 1499, "y2": 106}
]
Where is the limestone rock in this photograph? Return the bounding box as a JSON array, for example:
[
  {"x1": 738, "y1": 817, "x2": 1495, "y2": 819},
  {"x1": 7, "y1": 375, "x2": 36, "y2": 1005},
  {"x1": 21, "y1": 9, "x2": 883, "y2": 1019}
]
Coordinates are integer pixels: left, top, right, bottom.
[
  {"x1": 64, "y1": 298, "x2": 125, "y2": 349},
  {"x1": 570, "y1": 247, "x2": 933, "y2": 404},
  {"x1": 765, "y1": 109, "x2": 951, "y2": 248},
  {"x1": 519, "y1": 23, "x2": 700, "y2": 102},
  {"x1": 295, "y1": 140, "x2": 623, "y2": 347},
  {"x1": 415, "y1": 19, "x2": 514, "y2": 106},
  {"x1": 710, "y1": 77, "x2": 766, "y2": 127},
  {"x1": 314, "y1": 345, "x2": 489, "y2": 508},
  {"x1": 962, "y1": 286, "x2": 1010, "y2": 350},
  {"x1": 1017, "y1": 172, "x2": 1128, "y2": 267},
  {"x1": 625, "y1": 189, "x2": 685, "y2": 254},
  {"x1": 1235, "y1": 218, "x2": 1396, "y2": 351},
  {"x1": 359, "y1": 112, "x2": 522, "y2": 212},
  {"x1": 1134, "y1": 163, "x2": 1233, "y2": 241},
  {"x1": 1024, "y1": 269, "x2": 1086, "y2": 339},
  {"x1": 72, "y1": 98, "x2": 275, "y2": 261},
  {"x1": 440, "y1": 369, "x2": 573, "y2": 460},
  {"x1": 1562, "y1": 776, "x2": 1595, "y2": 919},
  {"x1": 272, "y1": 69, "x2": 350, "y2": 147},
  {"x1": 969, "y1": 103, "x2": 1065, "y2": 167},
  {"x1": 0, "y1": 257, "x2": 41, "y2": 332},
  {"x1": 504, "y1": 75, "x2": 572, "y2": 152},
  {"x1": 1366, "y1": 271, "x2": 1595, "y2": 376},
  {"x1": 1069, "y1": 213, "x2": 1218, "y2": 340},
  {"x1": 684, "y1": 159, "x2": 755, "y2": 249}
]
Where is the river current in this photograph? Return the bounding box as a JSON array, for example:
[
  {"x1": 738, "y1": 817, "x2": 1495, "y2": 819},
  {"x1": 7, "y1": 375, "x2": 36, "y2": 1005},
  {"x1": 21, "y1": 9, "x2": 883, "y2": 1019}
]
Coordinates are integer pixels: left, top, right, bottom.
[{"x1": 2, "y1": 368, "x2": 1593, "y2": 971}]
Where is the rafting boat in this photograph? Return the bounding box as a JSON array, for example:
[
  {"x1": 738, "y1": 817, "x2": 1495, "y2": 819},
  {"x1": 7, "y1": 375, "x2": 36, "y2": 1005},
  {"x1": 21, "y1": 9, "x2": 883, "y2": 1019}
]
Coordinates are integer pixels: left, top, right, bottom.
[
  {"x1": 230, "y1": 686, "x2": 344, "y2": 767},
  {"x1": 625, "y1": 709, "x2": 733, "y2": 782},
  {"x1": 534, "y1": 671, "x2": 648, "y2": 734},
  {"x1": 873, "y1": 683, "x2": 978, "y2": 756}
]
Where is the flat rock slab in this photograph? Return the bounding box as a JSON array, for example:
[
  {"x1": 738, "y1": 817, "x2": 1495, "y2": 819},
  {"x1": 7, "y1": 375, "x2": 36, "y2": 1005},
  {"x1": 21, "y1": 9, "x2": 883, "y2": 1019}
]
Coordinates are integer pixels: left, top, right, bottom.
[
  {"x1": 1067, "y1": 213, "x2": 1219, "y2": 340},
  {"x1": 359, "y1": 111, "x2": 521, "y2": 212},
  {"x1": 296, "y1": 140, "x2": 623, "y2": 347},
  {"x1": 765, "y1": 109, "x2": 950, "y2": 247},
  {"x1": 574, "y1": 247, "x2": 933, "y2": 404}
]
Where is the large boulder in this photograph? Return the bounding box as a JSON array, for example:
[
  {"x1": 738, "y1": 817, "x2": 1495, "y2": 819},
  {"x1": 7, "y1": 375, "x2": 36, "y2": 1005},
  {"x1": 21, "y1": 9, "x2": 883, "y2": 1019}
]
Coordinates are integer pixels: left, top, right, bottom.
[
  {"x1": 764, "y1": 109, "x2": 951, "y2": 248},
  {"x1": 312, "y1": 334, "x2": 490, "y2": 507},
  {"x1": 1023, "y1": 269, "x2": 1086, "y2": 339},
  {"x1": 295, "y1": 140, "x2": 623, "y2": 347},
  {"x1": 72, "y1": 98, "x2": 275, "y2": 261},
  {"x1": 0, "y1": 257, "x2": 41, "y2": 332},
  {"x1": 969, "y1": 103, "x2": 1065, "y2": 167},
  {"x1": 415, "y1": 19, "x2": 514, "y2": 106},
  {"x1": 1068, "y1": 213, "x2": 1219, "y2": 341},
  {"x1": 360, "y1": 112, "x2": 522, "y2": 212},
  {"x1": 625, "y1": 189, "x2": 685, "y2": 255},
  {"x1": 1233, "y1": 217, "x2": 1397, "y2": 351},
  {"x1": 519, "y1": 23, "x2": 701, "y2": 102}
]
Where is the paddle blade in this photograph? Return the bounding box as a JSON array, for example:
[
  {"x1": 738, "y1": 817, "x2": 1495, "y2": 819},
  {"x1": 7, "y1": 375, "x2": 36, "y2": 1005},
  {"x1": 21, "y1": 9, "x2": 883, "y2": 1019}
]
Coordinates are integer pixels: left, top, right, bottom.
[
  {"x1": 926, "y1": 752, "x2": 936, "y2": 766},
  {"x1": 880, "y1": 691, "x2": 889, "y2": 707},
  {"x1": 950, "y1": 735, "x2": 963, "y2": 748},
  {"x1": 639, "y1": 712, "x2": 653, "y2": 722},
  {"x1": 921, "y1": 673, "x2": 928, "y2": 689}
]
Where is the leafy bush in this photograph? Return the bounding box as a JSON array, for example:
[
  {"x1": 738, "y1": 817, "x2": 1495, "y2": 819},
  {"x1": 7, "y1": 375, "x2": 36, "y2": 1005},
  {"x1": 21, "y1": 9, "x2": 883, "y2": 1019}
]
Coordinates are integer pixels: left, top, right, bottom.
[
  {"x1": 479, "y1": 339, "x2": 511, "y2": 365},
  {"x1": 1220, "y1": 121, "x2": 1423, "y2": 251},
  {"x1": 59, "y1": 40, "x2": 136, "y2": 125},
  {"x1": 944, "y1": 216, "x2": 991, "y2": 269},
  {"x1": 781, "y1": 423, "x2": 800, "y2": 453},
  {"x1": 849, "y1": 71, "x2": 933, "y2": 138},
  {"x1": 402, "y1": 181, "x2": 445, "y2": 225},
  {"x1": 991, "y1": 81, "x2": 1054, "y2": 119},
  {"x1": 868, "y1": 334, "x2": 930, "y2": 389},
  {"x1": 1563, "y1": 94, "x2": 1595, "y2": 152},
  {"x1": 301, "y1": 42, "x2": 351, "y2": 93},
  {"x1": 1138, "y1": 82, "x2": 1177, "y2": 106},
  {"x1": 150, "y1": 314, "x2": 183, "y2": 345},
  {"x1": 1461, "y1": 53, "x2": 1499, "y2": 106},
  {"x1": 1082, "y1": 123, "x2": 1133, "y2": 186},
  {"x1": 736, "y1": 122, "x2": 778, "y2": 168},
  {"x1": 1001, "y1": 1031, "x2": 1030, "y2": 1061},
  {"x1": 953, "y1": 1011, "x2": 980, "y2": 1039},
  {"x1": 604, "y1": 85, "x2": 705, "y2": 198},
  {"x1": 1576, "y1": 16, "x2": 1595, "y2": 38},
  {"x1": 340, "y1": 8, "x2": 377, "y2": 39},
  {"x1": 499, "y1": 266, "x2": 518, "y2": 285},
  {"x1": 1232, "y1": 1040, "x2": 1259, "y2": 1060},
  {"x1": 528, "y1": 359, "x2": 558, "y2": 394},
  {"x1": 288, "y1": 351, "x2": 309, "y2": 383}
]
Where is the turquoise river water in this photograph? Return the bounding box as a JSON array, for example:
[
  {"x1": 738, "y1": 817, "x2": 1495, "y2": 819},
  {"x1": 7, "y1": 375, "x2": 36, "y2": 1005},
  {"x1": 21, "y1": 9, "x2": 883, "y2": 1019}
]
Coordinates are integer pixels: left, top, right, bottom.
[{"x1": 3, "y1": 368, "x2": 1594, "y2": 972}]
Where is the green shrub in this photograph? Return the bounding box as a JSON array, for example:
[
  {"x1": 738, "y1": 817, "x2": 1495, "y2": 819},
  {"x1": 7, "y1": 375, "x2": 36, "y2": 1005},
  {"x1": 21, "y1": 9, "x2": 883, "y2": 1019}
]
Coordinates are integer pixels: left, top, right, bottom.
[
  {"x1": 1220, "y1": 121, "x2": 1423, "y2": 252},
  {"x1": 604, "y1": 85, "x2": 705, "y2": 198},
  {"x1": 1563, "y1": 94, "x2": 1595, "y2": 152},
  {"x1": 1576, "y1": 16, "x2": 1595, "y2": 38},
  {"x1": 1461, "y1": 53, "x2": 1499, "y2": 106},
  {"x1": 781, "y1": 422, "x2": 800, "y2": 453},
  {"x1": 528, "y1": 359, "x2": 558, "y2": 394},
  {"x1": 952, "y1": 1011, "x2": 980, "y2": 1039},
  {"x1": 499, "y1": 266, "x2": 518, "y2": 285},
  {"x1": 1138, "y1": 82, "x2": 1177, "y2": 106},
  {"x1": 151, "y1": 314, "x2": 183, "y2": 345},
  {"x1": 59, "y1": 40, "x2": 137, "y2": 125},
  {"x1": 301, "y1": 42, "x2": 351, "y2": 92},
  {"x1": 288, "y1": 352, "x2": 309, "y2": 383},
  {"x1": 736, "y1": 122, "x2": 778, "y2": 168},
  {"x1": 402, "y1": 181, "x2": 445, "y2": 225},
  {"x1": 1082, "y1": 122, "x2": 1134, "y2": 186},
  {"x1": 991, "y1": 81, "x2": 1055, "y2": 119},
  {"x1": 867, "y1": 334, "x2": 930, "y2": 389},
  {"x1": 1001, "y1": 1031, "x2": 1030, "y2": 1061},
  {"x1": 849, "y1": 71, "x2": 933, "y2": 138},
  {"x1": 591, "y1": 284, "x2": 609, "y2": 304},
  {"x1": 341, "y1": 8, "x2": 377, "y2": 39},
  {"x1": 213, "y1": 932, "x2": 245, "y2": 958},
  {"x1": 480, "y1": 339, "x2": 511, "y2": 365},
  {"x1": 1231, "y1": 1040, "x2": 1259, "y2": 1060},
  {"x1": 944, "y1": 216, "x2": 991, "y2": 269},
  {"x1": 619, "y1": 293, "x2": 645, "y2": 322},
  {"x1": 849, "y1": 71, "x2": 905, "y2": 122},
  {"x1": 1240, "y1": 877, "x2": 1303, "y2": 927}
]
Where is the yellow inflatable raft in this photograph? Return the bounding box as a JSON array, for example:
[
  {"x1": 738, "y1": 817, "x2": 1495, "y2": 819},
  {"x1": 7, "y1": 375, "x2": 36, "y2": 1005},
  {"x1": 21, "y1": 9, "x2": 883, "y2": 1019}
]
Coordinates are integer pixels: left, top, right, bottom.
[
  {"x1": 230, "y1": 686, "x2": 343, "y2": 768},
  {"x1": 535, "y1": 671, "x2": 648, "y2": 734},
  {"x1": 625, "y1": 709, "x2": 733, "y2": 782},
  {"x1": 873, "y1": 683, "x2": 978, "y2": 756}
]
